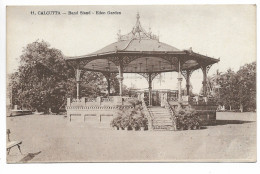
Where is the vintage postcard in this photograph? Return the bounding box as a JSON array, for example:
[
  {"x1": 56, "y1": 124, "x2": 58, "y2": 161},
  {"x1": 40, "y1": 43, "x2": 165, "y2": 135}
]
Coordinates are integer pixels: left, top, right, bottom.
[{"x1": 6, "y1": 5, "x2": 256, "y2": 163}]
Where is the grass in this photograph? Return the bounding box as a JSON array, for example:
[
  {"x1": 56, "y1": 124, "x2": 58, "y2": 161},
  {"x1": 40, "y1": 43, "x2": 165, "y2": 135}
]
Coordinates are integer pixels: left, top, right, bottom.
[{"x1": 6, "y1": 112, "x2": 256, "y2": 163}]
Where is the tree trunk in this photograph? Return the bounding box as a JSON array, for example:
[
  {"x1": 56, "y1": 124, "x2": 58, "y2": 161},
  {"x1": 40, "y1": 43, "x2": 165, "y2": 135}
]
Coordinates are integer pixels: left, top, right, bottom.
[{"x1": 229, "y1": 105, "x2": 232, "y2": 111}]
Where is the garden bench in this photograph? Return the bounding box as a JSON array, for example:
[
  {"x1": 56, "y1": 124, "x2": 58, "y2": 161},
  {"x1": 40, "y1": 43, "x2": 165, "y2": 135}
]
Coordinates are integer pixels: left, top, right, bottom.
[
  {"x1": 7, "y1": 141, "x2": 22, "y2": 155},
  {"x1": 6, "y1": 129, "x2": 23, "y2": 155}
]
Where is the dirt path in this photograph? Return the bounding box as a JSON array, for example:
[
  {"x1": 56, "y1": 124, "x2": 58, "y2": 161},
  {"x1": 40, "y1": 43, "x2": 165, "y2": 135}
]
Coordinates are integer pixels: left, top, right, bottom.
[{"x1": 6, "y1": 112, "x2": 256, "y2": 163}]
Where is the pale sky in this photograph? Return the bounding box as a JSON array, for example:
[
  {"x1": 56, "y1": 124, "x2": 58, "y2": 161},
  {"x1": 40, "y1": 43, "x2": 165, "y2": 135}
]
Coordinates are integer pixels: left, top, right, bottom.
[{"x1": 6, "y1": 5, "x2": 256, "y2": 93}]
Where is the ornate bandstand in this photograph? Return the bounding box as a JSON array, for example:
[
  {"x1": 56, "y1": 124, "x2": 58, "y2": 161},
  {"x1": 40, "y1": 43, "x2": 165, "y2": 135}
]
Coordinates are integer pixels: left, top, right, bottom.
[{"x1": 65, "y1": 13, "x2": 220, "y2": 129}]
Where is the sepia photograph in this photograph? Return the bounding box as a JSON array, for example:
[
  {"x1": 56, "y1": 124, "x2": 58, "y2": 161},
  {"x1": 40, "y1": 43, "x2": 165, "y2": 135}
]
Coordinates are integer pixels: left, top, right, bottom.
[{"x1": 5, "y1": 5, "x2": 256, "y2": 163}]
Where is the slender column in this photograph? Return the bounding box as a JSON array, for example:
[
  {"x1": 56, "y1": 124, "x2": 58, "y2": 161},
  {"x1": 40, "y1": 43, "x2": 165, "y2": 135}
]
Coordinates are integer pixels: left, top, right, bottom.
[
  {"x1": 107, "y1": 78, "x2": 111, "y2": 96},
  {"x1": 178, "y1": 59, "x2": 183, "y2": 102},
  {"x1": 148, "y1": 73, "x2": 152, "y2": 106},
  {"x1": 75, "y1": 68, "x2": 82, "y2": 99},
  {"x1": 117, "y1": 64, "x2": 124, "y2": 96},
  {"x1": 186, "y1": 71, "x2": 190, "y2": 96},
  {"x1": 202, "y1": 66, "x2": 207, "y2": 97}
]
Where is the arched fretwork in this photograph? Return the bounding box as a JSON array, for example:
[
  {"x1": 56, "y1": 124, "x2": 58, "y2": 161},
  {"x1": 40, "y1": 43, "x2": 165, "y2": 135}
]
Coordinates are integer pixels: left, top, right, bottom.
[
  {"x1": 137, "y1": 72, "x2": 160, "y2": 82},
  {"x1": 181, "y1": 69, "x2": 195, "y2": 96},
  {"x1": 200, "y1": 64, "x2": 213, "y2": 97}
]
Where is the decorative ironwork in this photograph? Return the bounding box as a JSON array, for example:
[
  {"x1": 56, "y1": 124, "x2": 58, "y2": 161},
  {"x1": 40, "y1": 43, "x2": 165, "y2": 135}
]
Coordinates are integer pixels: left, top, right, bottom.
[
  {"x1": 117, "y1": 12, "x2": 159, "y2": 41},
  {"x1": 107, "y1": 55, "x2": 141, "y2": 69},
  {"x1": 86, "y1": 98, "x2": 97, "y2": 102},
  {"x1": 101, "y1": 97, "x2": 114, "y2": 102},
  {"x1": 137, "y1": 72, "x2": 160, "y2": 82},
  {"x1": 107, "y1": 56, "x2": 121, "y2": 66},
  {"x1": 66, "y1": 60, "x2": 79, "y2": 69},
  {"x1": 151, "y1": 73, "x2": 160, "y2": 81},
  {"x1": 122, "y1": 55, "x2": 141, "y2": 68},
  {"x1": 161, "y1": 56, "x2": 179, "y2": 66},
  {"x1": 206, "y1": 64, "x2": 213, "y2": 74},
  {"x1": 78, "y1": 58, "x2": 95, "y2": 68},
  {"x1": 200, "y1": 64, "x2": 213, "y2": 75},
  {"x1": 67, "y1": 58, "x2": 97, "y2": 70},
  {"x1": 181, "y1": 69, "x2": 195, "y2": 81}
]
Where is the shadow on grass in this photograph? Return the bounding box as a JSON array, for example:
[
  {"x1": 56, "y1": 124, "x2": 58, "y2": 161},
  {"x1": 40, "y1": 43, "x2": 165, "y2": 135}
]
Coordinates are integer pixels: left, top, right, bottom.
[
  {"x1": 19, "y1": 151, "x2": 41, "y2": 163},
  {"x1": 208, "y1": 120, "x2": 255, "y2": 126},
  {"x1": 196, "y1": 120, "x2": 255, "y2": 130}
]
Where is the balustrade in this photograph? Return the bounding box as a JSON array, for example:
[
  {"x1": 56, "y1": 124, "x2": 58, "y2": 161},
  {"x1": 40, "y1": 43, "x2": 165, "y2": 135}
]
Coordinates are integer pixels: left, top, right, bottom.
[
  {"x1": 67, "y1": 96, "x2": 137, "y2": 107},
  {"x1": 86, "y1": 98, "x2": 97, "y2": 102},
  {"x1": 101, "y1": 97, "x2": 114, "y2": 102},
  {"x1": 141, "y1": 98, "x2": 153, "y2": 130},
  {"x1": 163, "y1": 98, "x2": 177, "y2": 130}
]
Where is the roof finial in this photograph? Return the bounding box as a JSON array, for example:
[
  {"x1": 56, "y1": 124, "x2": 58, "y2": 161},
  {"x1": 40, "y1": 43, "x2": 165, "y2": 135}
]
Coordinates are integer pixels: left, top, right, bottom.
[{"x1": 136, "y1": 12, "x2": 140, "y2": 21}]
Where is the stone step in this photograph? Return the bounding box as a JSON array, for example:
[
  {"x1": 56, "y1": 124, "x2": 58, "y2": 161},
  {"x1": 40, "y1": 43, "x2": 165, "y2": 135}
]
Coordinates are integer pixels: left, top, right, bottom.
[
  {"x1": 149, "y1": 108, "x2": 167, "y2": 110},
  {"x1": 151, "y1": 116, "x2": 170, "y2": 119},
  {"x1": 153, "y1": 117, "x2": 172, "y2": 120},
  {"x1": 153, "y1": 122, "x2": 172, "y2": 124},
  {"x1": 151, "y1": 115, "x2": 170, "y2": 118},
  {"x1": 148, "y1": 107, "x2": 173, "y2": 130},
  {"x1": 151, "y1": 113, "x2": 170, "y2": 116},
  {"x1": 149, "y1": 109, "x2": 168, "y2": 111},
  {"x1": 153, "y1": 120, "x2": 172, "y2": 123},
  {"x1": 153, "y1": 123, "x2": 172, "y2": 126},
  {"x1": 152, "y1": 115, "x2": 171, "y2": 118},
  {"x1": 150, "y1": 112, "x2": 169, "y2": 115},
  {"x1": 153, "y1": 121, "x2": 172, "y2": 124},
  {"x1": 152, "y1": 125, "x2": 173, "y2": 130},
  {"x1": 150, "y1": 112, "x2": 169, "y2": 114}
]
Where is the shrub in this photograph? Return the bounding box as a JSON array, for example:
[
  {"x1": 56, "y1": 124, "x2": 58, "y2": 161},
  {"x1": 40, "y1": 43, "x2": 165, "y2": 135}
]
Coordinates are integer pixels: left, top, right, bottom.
[
  {"x1": 110, "y1": 116, "x2": 122, "y2": 129},
  {"x1": 111, "y1": 99, "x2": 148, "y2": 130},
  {"x1": 174, "y1": 107, "x2": 201, "y2": 130}
]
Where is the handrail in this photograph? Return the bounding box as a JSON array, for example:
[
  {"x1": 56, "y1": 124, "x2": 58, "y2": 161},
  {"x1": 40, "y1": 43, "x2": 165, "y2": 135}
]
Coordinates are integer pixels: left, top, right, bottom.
[
  {"x1": 141, "y1": 98, "x2": 153, "y2": 130},
  {"x1": 164, "y1": 98, "x2": 177, "y2": 130}
]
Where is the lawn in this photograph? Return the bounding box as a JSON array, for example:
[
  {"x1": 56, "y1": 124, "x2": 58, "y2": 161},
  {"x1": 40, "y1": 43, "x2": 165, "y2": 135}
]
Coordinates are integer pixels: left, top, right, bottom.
[{"x1": 6, "y1": 112, "x2": 256, "y2": 163}]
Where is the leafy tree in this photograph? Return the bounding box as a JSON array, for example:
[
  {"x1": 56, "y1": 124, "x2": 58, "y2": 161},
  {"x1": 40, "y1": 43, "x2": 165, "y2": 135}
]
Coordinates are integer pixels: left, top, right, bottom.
[
  {"x1": 219, "y1": 69, "x2": 239, "y2": 110},
  {"x1": 236, "y1": 62, "x2": 256, "y2": 112},
  {"x1": 9, "y1": 40, "x2": 120, "y2": 113},
  {"x1": 207, "y1": 62, "x2": 256, "y2": 112}
]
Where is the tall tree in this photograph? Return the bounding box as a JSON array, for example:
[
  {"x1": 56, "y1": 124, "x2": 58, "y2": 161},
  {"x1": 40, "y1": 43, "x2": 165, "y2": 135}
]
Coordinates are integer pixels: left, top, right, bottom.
[
  {"x1": 9, "y1": 40, "x2": 120, "y2": 113},
  {"x1": 236, "y1": 62, "x2": 256, "y2": 112},
  {"x1": 207, "y1": 62, "x2": 256, "y2": 112}
]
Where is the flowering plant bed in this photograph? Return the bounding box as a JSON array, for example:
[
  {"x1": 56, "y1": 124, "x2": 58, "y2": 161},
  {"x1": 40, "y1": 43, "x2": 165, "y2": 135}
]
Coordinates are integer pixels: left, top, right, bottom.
[
  {"x1": 174, "y1": 108, "x2": 202, "y2": 130},
  {"x1": 110, "y1": 99, "x2": 148, "y2": 130}
]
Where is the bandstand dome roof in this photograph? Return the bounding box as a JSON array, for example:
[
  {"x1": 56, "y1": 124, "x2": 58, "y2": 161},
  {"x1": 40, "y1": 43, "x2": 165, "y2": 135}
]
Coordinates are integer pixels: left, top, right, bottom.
[
  {"x1": 89, "y1": 39, "x2": 180, "y2": 55},
  {"x1": 66, "y1": 13, "x2": 219, "y2": 73}
]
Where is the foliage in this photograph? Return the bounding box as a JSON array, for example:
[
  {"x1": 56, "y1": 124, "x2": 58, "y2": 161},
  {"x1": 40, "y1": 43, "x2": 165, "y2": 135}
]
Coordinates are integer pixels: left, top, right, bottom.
[
  {"x1": 207, "y1": 62, "x2": 256, "y2": 112},
  {"x1": 8, "y1": 40, "x2": 120, "y2": 113},
  {"x1": 174, "y1": 107, "x2": 201, "y2": 130},
  {"x1": 236, "y1": 62, "x2": 256, "y2": 112},
  {"x1": 110, "y1": 99, "x2": 148, "y2": 130},
  {"x1": 110, "y1": 116, "x2": 122, "y2": 129}
]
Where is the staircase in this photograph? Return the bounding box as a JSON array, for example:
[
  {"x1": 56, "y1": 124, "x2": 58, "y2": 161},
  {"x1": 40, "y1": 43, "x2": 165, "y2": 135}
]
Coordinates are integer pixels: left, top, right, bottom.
[{"x1": 148, "y1": 106, "x2": 173, "y2": 130}]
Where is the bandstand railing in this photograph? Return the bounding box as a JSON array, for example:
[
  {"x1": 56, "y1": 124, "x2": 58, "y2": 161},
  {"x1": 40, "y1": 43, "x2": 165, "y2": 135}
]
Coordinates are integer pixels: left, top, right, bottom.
[
  {"x1": 141, "y1": 98, "x2": 153, "y2": 130},
  {"x1": 67, "y1": 96, "x2": 137, "y2": 108},
  {"x1": 101, "y1": 97, "x2": 114, "y2": 102},
  {"x1": 163, "y1": 98, "x2": 177, "y2": 130}
]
